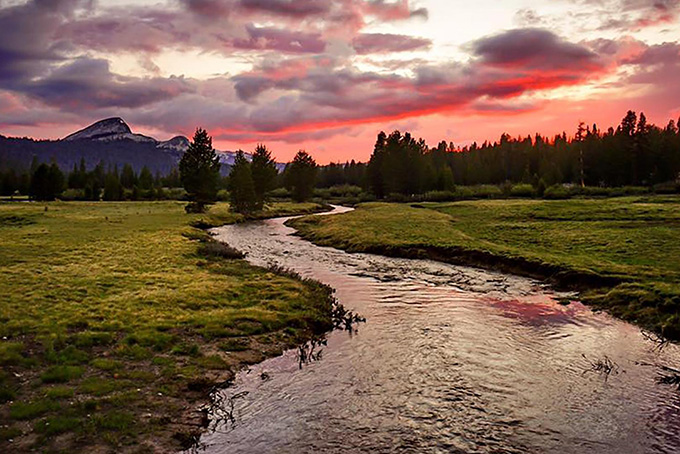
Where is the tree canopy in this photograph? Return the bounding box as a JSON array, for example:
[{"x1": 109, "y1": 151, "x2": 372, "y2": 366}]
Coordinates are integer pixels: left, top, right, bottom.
[{"x1": 285, "y1": 151, "x2": 317, "y2": 202}]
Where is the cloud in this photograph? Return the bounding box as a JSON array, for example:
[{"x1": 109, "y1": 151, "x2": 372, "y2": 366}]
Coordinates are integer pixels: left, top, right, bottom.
[
  {"x1": 583, "y1": 0, "x2": 680, "y2": 30},
  {"x1": 352, "y1": 33, "x2": 431, "y2": 54},
  {"x1": 239, "y1": 0, "x2": 333, "y2": 17},
  {"x1": 23, "y1": 58, "x2": 192, "y2": 109},
  {"x1": 233, "y1": 25, "x2": 326, "y2": 53},
  {"x1": 471, "y1": 28, "x2": 602, "y2": 71},
  {"x1": 129, "y1": 29, "x2": 615, "y2": 143}
]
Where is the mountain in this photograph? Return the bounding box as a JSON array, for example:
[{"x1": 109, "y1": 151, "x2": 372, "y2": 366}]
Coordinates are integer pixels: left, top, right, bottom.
[{"x1": 0, "y1": 118, "x2": 284, "y2": 175}]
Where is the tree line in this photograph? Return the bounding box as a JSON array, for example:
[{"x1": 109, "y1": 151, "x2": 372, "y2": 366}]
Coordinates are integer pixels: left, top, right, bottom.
[
  {"x1": 0, "y1": 157, "x2": 185, "y2": 201},
  {"x1": 364, "y1": 111, "x2": 680, "y2": 198},
  {"x1": 3, "y1": 109, "x2": 678, "y2": 206}
]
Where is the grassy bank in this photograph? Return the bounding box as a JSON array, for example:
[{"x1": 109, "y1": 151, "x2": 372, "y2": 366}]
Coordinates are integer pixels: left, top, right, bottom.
[
  {"x1": 0, "y1": 201, "x2": 332, "y2": 453},
  {"x1": 288, "y1": 196, "x2": 680, "y2": 339}
]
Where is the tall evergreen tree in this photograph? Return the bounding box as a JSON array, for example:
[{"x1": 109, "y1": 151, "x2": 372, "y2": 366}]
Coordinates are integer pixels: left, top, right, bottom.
[
  {"x1": 138, "y1": 166, "x2": 154, "y2": 190},
  {"x1": 179, "y1": 128, "x2": 221, "y2": 212},
  {"x1": 30, "y1": 162, "x2": 64, "y2": 201},
  {"x1": 120, "y1": 164, "x2": 137, "y2": 189},
  {"x1": 228, "y1": 150, "x2": 257, "y2": 214},
  {"x1": 251, "y1": 144, "x2": 278, "y2": 210},
  {"x1": 285, "y1": 151, "x2": 317, "y2": 202}
]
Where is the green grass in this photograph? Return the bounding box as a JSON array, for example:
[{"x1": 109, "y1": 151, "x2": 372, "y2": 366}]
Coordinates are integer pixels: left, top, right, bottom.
[
  {"x1": 0, "y1": 200, "x2": 333, "y2": 453},
  {"x1": 289, "y1": 196, "x2": 680, "y2": 338}
]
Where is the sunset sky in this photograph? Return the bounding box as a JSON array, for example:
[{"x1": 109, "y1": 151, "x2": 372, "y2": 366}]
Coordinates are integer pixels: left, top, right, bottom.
[{"x1": 0, "y1": 0, "x2": 679, "y2": 163}]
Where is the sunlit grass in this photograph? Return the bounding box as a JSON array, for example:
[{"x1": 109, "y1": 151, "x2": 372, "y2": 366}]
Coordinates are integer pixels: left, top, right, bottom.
[{"x1": 0, "y1": 200, "x2": 332, "y2": 452}]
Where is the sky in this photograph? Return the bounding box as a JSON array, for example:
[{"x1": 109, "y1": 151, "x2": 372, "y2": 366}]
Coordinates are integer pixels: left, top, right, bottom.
[{"x1": 0, "y1": 0, "x2": 679, "y2": 163}]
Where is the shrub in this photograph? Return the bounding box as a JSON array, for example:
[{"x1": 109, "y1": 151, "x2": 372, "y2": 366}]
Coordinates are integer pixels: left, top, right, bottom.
[
  {"x1": 197, "y1": 240, "x2": 244, "y2": 259},
  {"x1": 269, "y1": 187, "x2": 290, "y2": 199},
  {"x1": 217, "y1": 189, "x2": 230, "y2": 201},
  {"x1": 510, "y1": 184, "x2": 536, "y2": 198},
  {"x1": 60, "y1": 188, "x2": 86, "y2": 201},
  {"x1": 328, "y1": 185, "x2": 362, "y2": 198},
  {"x1": 578, "y1": 186, "x2": 611, "y2": 197},
  {"x1": 543, "y1": 185, "x2": 571, "y2": 199},
  {"x1": 386, "y1": 193, "x2": 408, "y2": 203},
  {"x1": 653, "y1": 181, "x2": 680, "y2": 194},
  {"x1": 418, "y1": 191, "x2": 454, "y2": 202},
  {"x1": 471, "y1": 185, "x2": 502, "y2": 199}
]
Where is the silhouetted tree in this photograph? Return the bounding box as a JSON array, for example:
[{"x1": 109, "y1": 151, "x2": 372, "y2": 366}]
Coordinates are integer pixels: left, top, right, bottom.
[
  {"x1": 285, "y1": 150, "x2": 317, "y2": 202},
  {"x1": 30, "y1": 162, "x2": 64, "y2": 201},
  {"x1": 228, "y1": 150, "x2": 257, "y2": 214},
  {"x1": 120, "y1": 164, "x2": 137, "y2": 189},
  {"x1": 251, "y1": 144, "x2": 278, "y2": 210},
  {"x1": 179, "y1": 128, "x2": 220, "y2": 213}
]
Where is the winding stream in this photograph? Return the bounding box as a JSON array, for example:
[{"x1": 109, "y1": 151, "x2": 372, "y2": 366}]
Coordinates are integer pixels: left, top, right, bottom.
[{"x1": 205, "y1": 206, "x2": 680, "y2": 454}]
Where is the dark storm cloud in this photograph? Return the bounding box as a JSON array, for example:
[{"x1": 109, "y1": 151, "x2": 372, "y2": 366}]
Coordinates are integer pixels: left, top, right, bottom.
[
  {"x1": 0, "y1": 0, "x2": 91, "y2": 82},
  {"x1": 23, "y1": 58, "x2": 192, "y2": 109},
  {"x1": 239, "y1": 0, "x2": 333, "y2": 17},
  {"x1": 352, "y1": 33, "x2": 431, "y2": 54},
  {"x1": 471, "y1": 28, "x2": 602, "y2": 71}
]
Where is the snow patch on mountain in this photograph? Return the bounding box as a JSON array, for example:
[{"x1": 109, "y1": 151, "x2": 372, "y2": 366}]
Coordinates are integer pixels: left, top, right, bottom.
[{"x1": 64, "y1": 118, "x2": 155, "y2": 143}]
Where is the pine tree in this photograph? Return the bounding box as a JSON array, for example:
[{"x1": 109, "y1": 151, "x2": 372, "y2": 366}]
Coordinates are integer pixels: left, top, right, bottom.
[
  {"x1": 30, "y1": 162, "x2": 64, "y2": 201},
  {"x1": 120, "y1": 164, "x2": 137, "y2": 189},
  {"x1": 103, "y1": 168, "x2": 123, "y2": 201},
  {"x1": 251, "y1": 144, "x2": 278, "y2": 210},
  {"x1": 285, "y1": 150, "x2": 317, "y2": 202},
  {"x1": 179, "y1": 128, "x2": 221, "y2": 213},
  {"x1": 228, "y1": 150, "x2": 257, "y2": 214},
  {"x1": 138, "y1": 166, "x2": 154, "y2": 190}
]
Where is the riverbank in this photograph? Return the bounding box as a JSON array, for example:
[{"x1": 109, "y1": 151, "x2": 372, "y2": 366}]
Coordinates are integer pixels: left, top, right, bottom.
[
  {"x1": 287, "y1": 196, "x2": 680, "y2": 340},
  {"x1": 0, "y1": 201, "x2": 333, "y2": 453}
]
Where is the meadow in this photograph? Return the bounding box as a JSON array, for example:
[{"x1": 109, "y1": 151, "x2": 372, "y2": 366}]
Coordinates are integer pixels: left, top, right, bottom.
[
  {"x1": 0, "y1": 201, "x2": 331, "y2": 453},
  {"x1": 288, "y1": 196, "x2": 680, "y2": 339}
]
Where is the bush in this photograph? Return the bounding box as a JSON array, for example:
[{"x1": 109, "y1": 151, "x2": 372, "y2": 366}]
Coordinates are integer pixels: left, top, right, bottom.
[
  {"x1": 217, "y1": 189, "x2": 230, "y2": 201},
  {"x1": 510, "y1": 184, "x2": 536, "y2": 198},
  {"x1": 543, "y1": 185, "x2": 571, "y2": 199},
  {"x1": 197, "y1": 240, "x2": 244, "y2": 259},
  {"x1": 328, "y1": 185, "x2": 362, "y2": 198},
  {"x1": 165, "y1": 187, "x2": 188, "y2": 200},
  {"x1": 420, "y1": 191, "x2": 457, "y2": 202},
  {"x1": 386, "y1": 193, "x2": 409, "y2": 203},
  {"x1": 269, "y1": 187, "x2": 290, "y2": 199},
  {"x1": 578, "y1": 186, "x2": 611, "y2": 197},
  {"x1": 471, "y1": 185, "x2": 502, "y2": 199},
  {"x1": 653, "y1": 181, "x2": 680, "y2": 194},
  {"x1": 60, "y1": 188, "x2": 86, "y2": 201}
]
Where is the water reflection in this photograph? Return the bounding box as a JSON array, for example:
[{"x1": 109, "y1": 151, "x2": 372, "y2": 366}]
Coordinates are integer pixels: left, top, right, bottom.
[{"x1": 201, "y1": 207, "x2": 680, "y2": 454}]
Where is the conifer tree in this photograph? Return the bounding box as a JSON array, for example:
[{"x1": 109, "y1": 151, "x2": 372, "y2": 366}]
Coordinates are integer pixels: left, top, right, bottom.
[
  {"x1": 179, "y1": 128, "x2": 221, "y2": 213},
  {"x1": 228, "y1": 150, "x2": 257, "y2": 214},
  {"x1": 285, "y1": 150, "x2": 317, "y2": 202},
  {"x1": 251, "y1": 144, "x2": 278, "y2": 210}
]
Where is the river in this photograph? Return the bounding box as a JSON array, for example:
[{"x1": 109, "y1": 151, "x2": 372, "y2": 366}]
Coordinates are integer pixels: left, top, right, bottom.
[{"x1": 205, "y1": 206, "x2": 680, "y2": 454}]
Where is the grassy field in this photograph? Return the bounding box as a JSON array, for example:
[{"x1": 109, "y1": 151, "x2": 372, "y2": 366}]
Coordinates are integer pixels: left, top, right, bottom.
[
  {"x1": 0, "y1": 201, "x2": 331, "y2": 453},
  {"x1": 289, "y1": 196, "x2": 680, "y2": 339}
]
